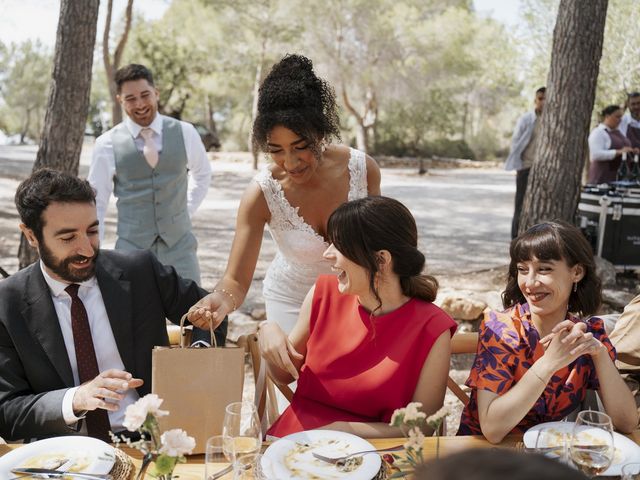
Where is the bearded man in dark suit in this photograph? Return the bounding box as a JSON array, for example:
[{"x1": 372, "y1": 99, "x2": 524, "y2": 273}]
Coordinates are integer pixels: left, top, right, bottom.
[{"x1": 0, "y1": 168, "x2": 226, "y2": 442}]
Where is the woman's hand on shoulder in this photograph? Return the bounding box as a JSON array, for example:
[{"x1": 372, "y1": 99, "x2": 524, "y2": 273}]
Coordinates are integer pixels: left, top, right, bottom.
[{"x1": 257, "y1": 321, "x2": 304, "y2": 380}]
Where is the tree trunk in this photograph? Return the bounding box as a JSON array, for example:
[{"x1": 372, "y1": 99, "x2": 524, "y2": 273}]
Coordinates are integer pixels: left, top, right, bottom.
[
  {"x1": 519, "y1": 0, "x2": 608, "y2": 234},
  {"x1": 207, "y1": 95, "x2": 220, "y2": 147},
  {"x1": 249, "y1": 39, "x2": 266, "y2": 170},
  {"x1": 20, "y1": 109, "x2": 30, "y2": 144},
  {"x1": 18, "y1": 0, "x2": 99, "y2": 269},
  {"x1": 355, "y1": 123, "x2": 369, "y2": 153},
  {"x1": 103, "y1": 0, "x2": 134, "y2": 127}
]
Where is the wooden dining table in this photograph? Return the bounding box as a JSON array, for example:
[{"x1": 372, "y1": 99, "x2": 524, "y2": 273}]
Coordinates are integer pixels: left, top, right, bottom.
[{"x1": 3, "y1": 431, "x2": 640, "y2": 479}]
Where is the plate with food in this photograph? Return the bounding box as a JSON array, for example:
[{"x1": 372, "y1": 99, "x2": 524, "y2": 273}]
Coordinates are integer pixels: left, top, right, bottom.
[
  {"x1": 0, "y1": 435, "x2": 115, "y2": 477},
  {"x1": 524, "y1": 421, "x2": 640, "y2": 476},
  {"x1": 262, "y1": 430, "x2": 382, "y2": 480}
]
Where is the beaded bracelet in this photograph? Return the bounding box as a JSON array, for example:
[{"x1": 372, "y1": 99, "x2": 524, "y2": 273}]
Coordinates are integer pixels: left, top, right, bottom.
[{"x1": 213, "y1": 288, "x2": 237, "y2": 312}]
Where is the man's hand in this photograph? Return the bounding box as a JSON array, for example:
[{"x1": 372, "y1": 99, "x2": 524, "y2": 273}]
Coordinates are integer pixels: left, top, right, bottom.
[{"x1": 72, "y1": 369, "x2": 143, "y2": 413}]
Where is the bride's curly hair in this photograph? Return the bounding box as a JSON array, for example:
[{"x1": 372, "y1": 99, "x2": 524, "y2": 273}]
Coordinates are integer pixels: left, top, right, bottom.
[{"x1": 252, "y1": 54, "x2": 341, "y2": 156}]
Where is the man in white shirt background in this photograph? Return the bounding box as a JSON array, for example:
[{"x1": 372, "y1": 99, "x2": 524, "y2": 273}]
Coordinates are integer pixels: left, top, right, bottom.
[
  {"x1": 0, "y1": 169, "x2": 220, "y2": 441},
  {"x1": 620, "y1": 91, "x2": 640, "y2": 149},
  {"x1": 504, "y1": 86, "x2": 545, "y2": 239},
  {"x1": 88, "y1": 64, "x2": 211, "y2": 286}
]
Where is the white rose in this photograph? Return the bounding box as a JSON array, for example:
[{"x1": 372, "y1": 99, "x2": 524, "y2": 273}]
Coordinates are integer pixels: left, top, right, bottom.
[
  {"x1": 123, "y1": 401, "x2": 147, "y2": 432},
  {"x1": 160, "y1": 429, "x2": 196, "y2": 457},
  {"x1": 142, "y1": 394, "x2": 169, "y2": 417}
]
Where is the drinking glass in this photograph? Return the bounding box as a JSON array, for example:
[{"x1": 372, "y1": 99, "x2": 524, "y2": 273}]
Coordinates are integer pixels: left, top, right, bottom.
[
  {"x1": 222, "y1": 401, "x2": 262, "y2": 479},
  {"x1": 534, "y1": 425, "x2": 569, "y2": 463},
  {"x1": 569, "y1": 410, "x2": 615, "y2": 477},
  {"x1": 620, "y1": 463, "x2": 640, "y2": 480},
  {"x1": 205, "y1": 435, "x2": 230, "y2": 480},
  {"x1": 622, "y1": 463, "x2": 640, "y2": 480}
]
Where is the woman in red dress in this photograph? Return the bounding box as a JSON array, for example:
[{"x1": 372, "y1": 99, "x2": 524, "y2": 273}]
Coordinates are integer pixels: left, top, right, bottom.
[{"x1": 258, "y1": 196, "x2": 457, "y2": 438}]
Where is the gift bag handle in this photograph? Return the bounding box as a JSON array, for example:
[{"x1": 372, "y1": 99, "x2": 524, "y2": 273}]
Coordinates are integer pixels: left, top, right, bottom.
[{"x1": 179, "y1": 312, "x2": 218, "y2": 348}]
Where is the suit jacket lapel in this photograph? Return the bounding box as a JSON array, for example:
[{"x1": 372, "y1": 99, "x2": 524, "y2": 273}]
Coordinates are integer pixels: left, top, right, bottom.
[
  {"x1": 21, "y1": 265, "x2": 74, "y2": 387},
  {"x1": 96, "y1": 254, "x2": 135, "y2": 373}
]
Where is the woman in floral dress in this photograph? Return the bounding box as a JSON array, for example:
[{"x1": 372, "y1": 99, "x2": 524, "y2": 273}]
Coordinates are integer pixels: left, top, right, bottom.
[{"x1": 458, "y1": 221, "x2": 637, "y2": 443}]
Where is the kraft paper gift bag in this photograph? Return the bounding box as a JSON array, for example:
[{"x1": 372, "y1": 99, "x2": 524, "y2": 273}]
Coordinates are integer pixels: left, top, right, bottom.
[{"x1": 152, "y1": 315, "x2": 245, "y2": 454}]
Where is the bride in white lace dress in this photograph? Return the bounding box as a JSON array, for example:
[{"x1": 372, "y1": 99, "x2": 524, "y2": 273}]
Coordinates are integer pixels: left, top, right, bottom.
[{"x1": 188, "y1": 54, "x2": 380, "y2": 336}]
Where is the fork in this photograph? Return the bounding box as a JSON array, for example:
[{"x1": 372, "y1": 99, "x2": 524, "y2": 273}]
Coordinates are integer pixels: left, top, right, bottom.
[{"x1": 312, "y1": 445, "x2": 404, "y2": 467}]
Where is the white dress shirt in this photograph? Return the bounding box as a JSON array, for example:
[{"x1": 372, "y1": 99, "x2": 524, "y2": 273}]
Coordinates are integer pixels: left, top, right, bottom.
[
  {"x1": 588, "y1": 123, "x2": 619, "y2": 161},
  {"x1": 40, "y1": 262, "x2": 139, "y2": 432},
  {"x1": 88, "y1": 114, "x2": 212, "y2": 241},
  {"x1": 504, "y1": 111, "x2": 537, "y2": 171},
  {"x1": 620, "y1": 112, "x2": 640, "y2": 136}
]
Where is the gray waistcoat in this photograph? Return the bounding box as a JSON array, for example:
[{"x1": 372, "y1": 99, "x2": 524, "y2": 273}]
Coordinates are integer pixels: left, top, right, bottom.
[{"x1": 112, "y1": 116, "x2": 191, "y2": 249}]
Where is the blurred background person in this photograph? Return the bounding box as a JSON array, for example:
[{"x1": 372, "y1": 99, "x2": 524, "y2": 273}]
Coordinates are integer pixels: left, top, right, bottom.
[
  {"x1": 505, "y1": 87, "x2": 545, "y2": 239},
  {"x1": 620, "y1": 91, "x2": 640, "y2": 149},
  {"x1": 588, "y1": 104, "x2": 637, "y2": 184}
]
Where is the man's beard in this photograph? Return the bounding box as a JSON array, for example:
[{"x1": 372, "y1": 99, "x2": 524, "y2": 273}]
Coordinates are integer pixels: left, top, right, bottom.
[{"x1": 39, "y1": 241, "x2": 99, "y2": 283}]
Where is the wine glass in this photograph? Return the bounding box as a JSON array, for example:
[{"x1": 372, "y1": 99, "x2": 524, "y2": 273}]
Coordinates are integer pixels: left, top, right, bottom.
[
  {"x1": 534, "y1": 425, "x2": 569, "y2": 463},
  {"x1": 622, "y1": 463, "x2": 640, "y2": 480},
  {"x1": 222, "y1": 401, "x2": 262, "y2": 479},
  {"x1": 205, "y1": 435, "x2": 230, "y2": 480},
  {"x1": 569, "y1": 410, "x2": 615, "y2": 477}
]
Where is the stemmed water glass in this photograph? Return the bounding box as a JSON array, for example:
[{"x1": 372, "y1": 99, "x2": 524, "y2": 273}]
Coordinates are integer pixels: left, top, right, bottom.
[
  {"x1": 622, "y1": 463, "x2": 640, "y2": 480},
  {"x1": 569, "y1": 410, "x2": 615, "y2": 477},
  {"x1": 222, "y1": 401, "x2": 262, "y2": 479},
  {"x1": 534, "y1": 425, "x2": 569, "y2": 463}
]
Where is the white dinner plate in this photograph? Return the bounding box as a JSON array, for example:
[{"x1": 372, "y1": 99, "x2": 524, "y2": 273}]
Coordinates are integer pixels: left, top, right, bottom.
[
  {"x1": 0, "y1": 435, "x2": 115, "y2": 476},
  {"x1": 524, "y1": 421, "x2": 640, "y2": 476},
  {"x1": 262, "y1": 430, "x2": 382, "y2": 480}
]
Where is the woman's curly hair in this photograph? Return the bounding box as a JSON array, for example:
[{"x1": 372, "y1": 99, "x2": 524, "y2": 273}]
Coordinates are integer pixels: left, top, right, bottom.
[{"x1": 252, "y1": 54, "x2": 341, "y2": 155}]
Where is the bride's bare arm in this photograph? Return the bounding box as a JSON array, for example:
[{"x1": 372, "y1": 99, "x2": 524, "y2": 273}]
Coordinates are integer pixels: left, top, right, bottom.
[{"x1": 187, "y1": 182, "x2": 269, "y2": 329}]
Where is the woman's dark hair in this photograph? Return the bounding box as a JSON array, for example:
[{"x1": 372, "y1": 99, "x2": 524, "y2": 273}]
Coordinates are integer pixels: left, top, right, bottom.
[
  {"x1": 252, "y1": 54, "x2": 340, "y2": 156},
  {"x1": 415, "y1": 449, "x2": 588, "y2": 480},
  {"x1": 14, "y1": 168, "x2": 96, "y2": 241},
  {"x1": 601, "y1": 104, "x2": 622, "y2": 118},
  {"x1": 502, "y1": 221, "x2": 601, "y2": 316},
  {"x1": 327, "y1": 196, "x2": 438, "y2": 312}
]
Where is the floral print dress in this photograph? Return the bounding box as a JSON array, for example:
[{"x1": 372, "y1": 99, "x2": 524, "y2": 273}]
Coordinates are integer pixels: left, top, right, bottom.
[{"x1": 457, "y1": 303, "x2": 616, "y2": 436}]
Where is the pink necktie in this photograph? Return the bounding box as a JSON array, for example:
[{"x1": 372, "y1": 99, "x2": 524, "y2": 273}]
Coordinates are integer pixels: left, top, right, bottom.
[
  {"x1": 140, "y1": 128, "x2": 159, "y2": 169},
  {"x1": 65, "y1": 284, "x2": 112, "y2": 441}
]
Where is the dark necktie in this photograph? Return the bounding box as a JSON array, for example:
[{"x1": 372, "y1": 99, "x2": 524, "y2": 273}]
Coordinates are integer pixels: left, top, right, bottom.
[{"x1": 65, "y1": 284, "x2": 111, "y2": 441}]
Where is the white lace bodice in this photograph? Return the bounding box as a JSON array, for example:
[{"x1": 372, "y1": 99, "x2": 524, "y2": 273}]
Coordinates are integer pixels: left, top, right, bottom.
[{"x1": 255, "y1": 148, "x2": 369, "y2": 306}]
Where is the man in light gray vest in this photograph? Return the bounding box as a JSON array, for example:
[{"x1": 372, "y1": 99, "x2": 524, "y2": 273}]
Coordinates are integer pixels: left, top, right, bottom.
[{"x1": 88, "y1": 64, "x2": 211, "y2": 285}]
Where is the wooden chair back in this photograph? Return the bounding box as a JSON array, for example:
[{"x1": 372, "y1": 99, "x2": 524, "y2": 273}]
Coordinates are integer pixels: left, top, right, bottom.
[
  {"x1": 447, "y1": 332, "x2": 479, "y2": 407},
  {"x1": 237, "y1": 333, "x2": 293, "y2": 429}
]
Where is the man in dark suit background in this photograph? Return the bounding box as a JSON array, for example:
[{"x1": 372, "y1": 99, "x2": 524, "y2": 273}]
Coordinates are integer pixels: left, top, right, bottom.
[{"x1": 0, "y1": 169, "x2": 226, "y2": 442}]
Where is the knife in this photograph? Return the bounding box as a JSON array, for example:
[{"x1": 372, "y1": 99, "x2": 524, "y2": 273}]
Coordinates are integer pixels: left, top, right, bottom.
[
  {"x1": 11, "y1": 467, "x2": 112, "y2": 479},
  {"x1": 208, "y1": 464, "x2": 233, "y2": 480}
]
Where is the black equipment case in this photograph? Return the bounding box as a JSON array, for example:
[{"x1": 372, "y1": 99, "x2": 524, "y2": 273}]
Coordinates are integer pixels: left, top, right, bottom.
[{"x1": 577, "y1": 185, "x2": 640, "y2": 268}]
